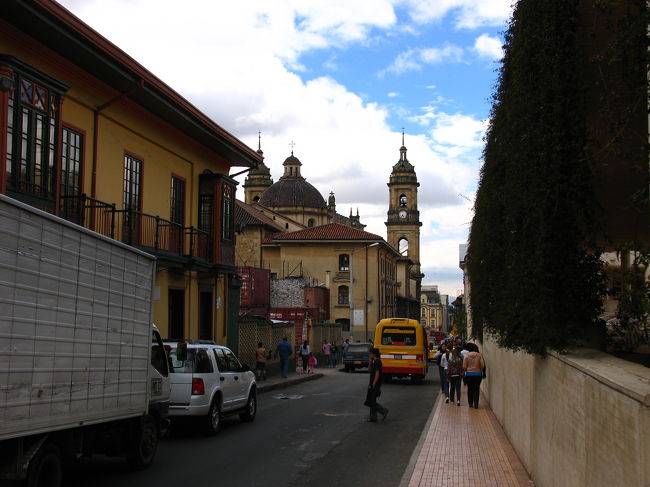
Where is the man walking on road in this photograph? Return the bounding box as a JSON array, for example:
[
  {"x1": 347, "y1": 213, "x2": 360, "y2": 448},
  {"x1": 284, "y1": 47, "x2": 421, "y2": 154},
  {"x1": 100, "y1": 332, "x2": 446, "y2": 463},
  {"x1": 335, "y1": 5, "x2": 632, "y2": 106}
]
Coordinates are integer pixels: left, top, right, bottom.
[
  {"x1": 364, "y1": 348, "x2": 388, "y2": 422},
  {"x1": 275, "y1": 337, "x2": 293, "y2": 378}
]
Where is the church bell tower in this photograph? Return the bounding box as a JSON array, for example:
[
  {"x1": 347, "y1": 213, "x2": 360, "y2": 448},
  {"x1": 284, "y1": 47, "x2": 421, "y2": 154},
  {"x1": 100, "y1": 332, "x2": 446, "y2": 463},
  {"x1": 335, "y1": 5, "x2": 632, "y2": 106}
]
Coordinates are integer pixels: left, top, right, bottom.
[
  {"x1": 386, "y1": 133, "x2": 423, "y2": 286},
  {"x1": 243, "y1": 133, "x2": 273, "y2": 204}
]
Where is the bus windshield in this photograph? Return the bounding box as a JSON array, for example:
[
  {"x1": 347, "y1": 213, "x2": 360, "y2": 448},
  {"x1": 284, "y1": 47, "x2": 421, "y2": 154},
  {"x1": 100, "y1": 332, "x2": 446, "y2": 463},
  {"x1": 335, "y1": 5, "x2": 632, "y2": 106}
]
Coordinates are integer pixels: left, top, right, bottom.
[{"x1": 381, "y1": 327, "x2": 417, "y2": 346}]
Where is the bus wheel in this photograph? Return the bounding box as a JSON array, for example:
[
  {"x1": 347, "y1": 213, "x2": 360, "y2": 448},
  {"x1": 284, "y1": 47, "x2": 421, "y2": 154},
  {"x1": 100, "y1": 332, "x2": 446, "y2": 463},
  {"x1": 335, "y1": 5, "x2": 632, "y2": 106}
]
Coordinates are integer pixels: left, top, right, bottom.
[{"x1": 411, "y1": 374, "x2": 424, "y2": 384}]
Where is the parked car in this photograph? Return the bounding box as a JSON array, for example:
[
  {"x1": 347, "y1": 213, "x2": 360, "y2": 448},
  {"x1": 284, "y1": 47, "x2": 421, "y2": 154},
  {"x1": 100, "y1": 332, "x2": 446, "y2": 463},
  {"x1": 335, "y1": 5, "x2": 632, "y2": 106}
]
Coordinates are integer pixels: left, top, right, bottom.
[
  {"x1": 343, "y1": 343, "x2": 371, "y2": 372},
  {"x1": 165, "y1": 340, "x2": 257, "y2": 435}
]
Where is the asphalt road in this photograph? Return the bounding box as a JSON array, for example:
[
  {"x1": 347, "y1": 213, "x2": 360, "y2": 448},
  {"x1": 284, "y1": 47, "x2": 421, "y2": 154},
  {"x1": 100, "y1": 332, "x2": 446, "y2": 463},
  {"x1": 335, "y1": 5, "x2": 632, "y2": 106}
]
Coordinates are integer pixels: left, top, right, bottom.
[{"x1": 66, "y1": 368, "x2": 439, "y2": 487}]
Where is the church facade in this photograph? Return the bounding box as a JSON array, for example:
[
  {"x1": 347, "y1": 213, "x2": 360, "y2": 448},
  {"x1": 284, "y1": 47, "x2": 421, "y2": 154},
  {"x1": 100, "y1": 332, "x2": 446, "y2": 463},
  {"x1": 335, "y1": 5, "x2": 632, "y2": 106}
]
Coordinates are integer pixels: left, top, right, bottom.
[{"x1": 236, "y1": 136, "x2": 423, "y2": 336}]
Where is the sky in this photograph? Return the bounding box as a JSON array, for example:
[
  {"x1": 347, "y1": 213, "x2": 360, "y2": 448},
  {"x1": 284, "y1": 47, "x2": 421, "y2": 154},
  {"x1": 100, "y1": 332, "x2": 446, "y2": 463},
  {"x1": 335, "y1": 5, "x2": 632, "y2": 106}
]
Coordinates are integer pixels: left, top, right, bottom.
[{"x1": 60, "y1": 0, "x2": 513, "y2": 297}]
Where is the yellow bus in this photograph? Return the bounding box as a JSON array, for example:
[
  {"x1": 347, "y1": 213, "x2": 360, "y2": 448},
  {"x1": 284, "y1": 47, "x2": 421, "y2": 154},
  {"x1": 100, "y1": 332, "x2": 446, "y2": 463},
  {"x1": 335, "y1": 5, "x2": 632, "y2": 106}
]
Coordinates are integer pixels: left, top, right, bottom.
[{"x1": 374, "y1": 318, "x2": 428, "y2": 383}]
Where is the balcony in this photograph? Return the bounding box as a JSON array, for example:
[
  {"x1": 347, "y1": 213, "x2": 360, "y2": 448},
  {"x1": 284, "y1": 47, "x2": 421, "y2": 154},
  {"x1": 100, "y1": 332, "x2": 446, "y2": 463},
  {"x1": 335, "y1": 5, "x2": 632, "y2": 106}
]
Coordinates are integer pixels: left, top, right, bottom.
[{"x1": 59, "y1": 194, "x2": 216, "y2": 268}]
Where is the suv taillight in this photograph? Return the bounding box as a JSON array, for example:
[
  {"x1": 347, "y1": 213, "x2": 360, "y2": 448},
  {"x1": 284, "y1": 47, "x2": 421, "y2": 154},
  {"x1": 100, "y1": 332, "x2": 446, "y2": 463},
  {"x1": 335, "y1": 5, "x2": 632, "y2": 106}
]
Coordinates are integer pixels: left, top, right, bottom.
[{"x1": 192, "y1": 378, "x2": 205, "y2": 395}]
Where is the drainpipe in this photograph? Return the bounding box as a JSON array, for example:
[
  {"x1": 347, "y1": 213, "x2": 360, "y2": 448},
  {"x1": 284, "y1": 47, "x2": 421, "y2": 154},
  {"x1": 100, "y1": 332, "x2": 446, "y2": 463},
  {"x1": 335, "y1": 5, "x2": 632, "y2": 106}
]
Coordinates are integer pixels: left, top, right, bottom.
[{"x1": 91, "y1": 79, "x2": 144, "y2": 199}]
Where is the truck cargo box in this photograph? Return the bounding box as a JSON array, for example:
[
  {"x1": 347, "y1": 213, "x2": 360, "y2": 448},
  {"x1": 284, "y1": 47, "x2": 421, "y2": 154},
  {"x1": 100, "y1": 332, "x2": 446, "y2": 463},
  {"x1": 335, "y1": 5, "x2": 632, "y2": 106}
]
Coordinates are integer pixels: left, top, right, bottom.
[{"x1": 0, "y1": 195, "x2": 157, "y2": 441}]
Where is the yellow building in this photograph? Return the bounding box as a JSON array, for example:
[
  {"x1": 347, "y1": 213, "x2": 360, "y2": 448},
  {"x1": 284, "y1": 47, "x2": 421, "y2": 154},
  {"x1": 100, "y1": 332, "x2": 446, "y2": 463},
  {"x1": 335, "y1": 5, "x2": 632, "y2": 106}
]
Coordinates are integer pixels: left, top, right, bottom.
[
  {"x1": 0, "y1": 1, "x2": 260, "y2": 343},
  {"x1": 420, "y1": 286, "x2": 444, "y2": 331},
  {"x1": 262, "y1": 223, "x2": 399, "y2": 341}
]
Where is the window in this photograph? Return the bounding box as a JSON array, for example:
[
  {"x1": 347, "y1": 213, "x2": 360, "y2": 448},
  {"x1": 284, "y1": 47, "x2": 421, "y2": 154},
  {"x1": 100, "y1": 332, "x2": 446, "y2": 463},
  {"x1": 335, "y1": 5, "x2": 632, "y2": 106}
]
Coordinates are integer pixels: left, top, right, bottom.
[
  {"x1": 170, "y1": 176, "x2": 185, "y2": 225},
  {"x1": 6, "y1": 75, "x2": 60, "y2": 204},
  {"x1": 253, "y1": 195, "x2": 260, "y2": 202},
  {"x1": 223, "y1": 349, "x2": 242, "y2": 371},
  {"x1": 151, "y1": 330, "x2": 168, "y2": 377},
  {"x1": 123, "y1": 154, "x2": 142, "y2": 243},
  {"x1": 339, "y1": 254, "x2": 350, "y2": 271},
  {"x1": 213, "y1": 348, "x2": 228, "y2": 372},
  {"x1": 398, "y1": 238, "x2": 409, "y2": 255},
  {"x1": 221, "y1": 184, "x2": 234, "y2": 241},
  {"x1": 421, "y1": 308, "x2": 426, "y2": 317},
  {"x1": 60, "y1": 126, "x2": 83, "y2": 219},
  {"x1": 123, "y1": 153, "x2": 142, "y2": 212},
  {"x1": 307, "y1": 218, "x2": 315, "y2": 227},
  {"x1": 399, "y1": 194, "x2": 407, "y2": 207},
  {"x1": 195, "y1": 349, "x2": 214, "y2": 373},
  {"x1": 381, "y1": 326, "x2": 416, "y2": 346},
  {"x1": 338, "y1": 285, "x2": 349, "y2": 305}
]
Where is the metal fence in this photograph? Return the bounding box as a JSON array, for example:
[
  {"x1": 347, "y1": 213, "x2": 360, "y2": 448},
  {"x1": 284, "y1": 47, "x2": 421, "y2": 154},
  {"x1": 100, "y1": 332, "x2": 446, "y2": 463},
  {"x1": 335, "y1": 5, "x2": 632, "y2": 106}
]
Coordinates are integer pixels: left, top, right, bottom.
[{"x1": 238, "y1": 319, "x2": 296, "y2": 371}]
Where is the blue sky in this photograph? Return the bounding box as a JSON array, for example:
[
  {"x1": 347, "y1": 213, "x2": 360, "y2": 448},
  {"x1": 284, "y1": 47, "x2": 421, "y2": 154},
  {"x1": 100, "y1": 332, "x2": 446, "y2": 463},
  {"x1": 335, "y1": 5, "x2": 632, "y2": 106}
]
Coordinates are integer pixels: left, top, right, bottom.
[{"x1": 61, "y1": 0, "x2": 512, "y2": 296}]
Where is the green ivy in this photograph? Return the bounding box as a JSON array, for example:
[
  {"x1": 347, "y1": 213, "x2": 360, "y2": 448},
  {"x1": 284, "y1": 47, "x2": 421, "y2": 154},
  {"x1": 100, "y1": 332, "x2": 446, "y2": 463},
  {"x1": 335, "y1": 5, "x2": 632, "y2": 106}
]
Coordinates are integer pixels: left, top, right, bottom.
[{"x1": 468, "y1": 0, "x2": 645, "y2": 355}]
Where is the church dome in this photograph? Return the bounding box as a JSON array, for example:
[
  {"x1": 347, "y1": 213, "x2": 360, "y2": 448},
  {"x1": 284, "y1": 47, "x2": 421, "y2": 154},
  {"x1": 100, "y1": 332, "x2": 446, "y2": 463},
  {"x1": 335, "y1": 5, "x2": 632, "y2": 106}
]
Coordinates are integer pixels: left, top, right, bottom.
[{"x1": 258, "y1": 178, "x2": 326, "y2": 208}]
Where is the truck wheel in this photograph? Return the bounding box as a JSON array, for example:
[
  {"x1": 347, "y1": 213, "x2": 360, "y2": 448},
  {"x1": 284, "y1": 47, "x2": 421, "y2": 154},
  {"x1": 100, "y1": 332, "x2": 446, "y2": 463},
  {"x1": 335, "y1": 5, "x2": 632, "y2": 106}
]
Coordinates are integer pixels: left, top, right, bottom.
[
  {"x1": 26, "y1": 443, "x2": 63, "y2": 487},
  {"x1": 239, "y1": 390, "x2": 257, "y2": 422},
  {"x1": 126, "y1": 416, "x2": 159, "y2": 471},
  {"x1": 204, "y1": 398, "x2": 221, "y2": 436}
]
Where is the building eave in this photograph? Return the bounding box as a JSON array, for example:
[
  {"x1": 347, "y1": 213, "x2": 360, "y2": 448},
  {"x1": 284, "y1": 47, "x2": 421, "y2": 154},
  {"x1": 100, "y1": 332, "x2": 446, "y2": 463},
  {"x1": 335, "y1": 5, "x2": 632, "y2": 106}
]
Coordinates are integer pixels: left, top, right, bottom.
[{"x1": 4, "y1": 0, "x2": 260, "y2": 168}]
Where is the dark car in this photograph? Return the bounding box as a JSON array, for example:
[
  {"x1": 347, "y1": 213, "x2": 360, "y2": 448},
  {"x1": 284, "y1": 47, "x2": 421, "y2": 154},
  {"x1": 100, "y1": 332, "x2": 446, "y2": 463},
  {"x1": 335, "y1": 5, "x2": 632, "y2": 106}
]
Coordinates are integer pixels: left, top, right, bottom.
[{"x1": 343, "y1": 343, "x2": 371, "y2": 372}]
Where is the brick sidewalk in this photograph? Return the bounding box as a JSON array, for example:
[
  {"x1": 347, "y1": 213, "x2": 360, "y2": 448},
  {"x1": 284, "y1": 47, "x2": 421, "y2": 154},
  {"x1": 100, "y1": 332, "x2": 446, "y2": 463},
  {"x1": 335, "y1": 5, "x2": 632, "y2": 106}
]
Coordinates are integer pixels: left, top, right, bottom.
[{"x1": 405, "y1": 389, "x2": 534, "y2": 487}]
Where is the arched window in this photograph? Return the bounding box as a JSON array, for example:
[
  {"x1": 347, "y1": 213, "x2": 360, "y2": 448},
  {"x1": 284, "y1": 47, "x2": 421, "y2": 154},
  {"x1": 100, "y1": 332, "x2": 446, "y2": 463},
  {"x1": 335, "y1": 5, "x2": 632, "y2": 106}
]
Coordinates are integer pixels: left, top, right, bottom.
[
  {"x1": 339, "y1": 254, "x2": 350, "y2": 271},
  {"x1": 399, "y1": 194, "x2": 407, "y2": 207},
  {"x1": 307, "y1": 218, "x2": 315, "y2": 227},
  {"x1": 398, "y1": 238, "x2": 409, "y2": 255},
  {"x1": 253, "y1": 195, "x2": 260, "y2": 202},
  {"x1": 338, "y1": 285, "x2": 349, "y2": 305}
]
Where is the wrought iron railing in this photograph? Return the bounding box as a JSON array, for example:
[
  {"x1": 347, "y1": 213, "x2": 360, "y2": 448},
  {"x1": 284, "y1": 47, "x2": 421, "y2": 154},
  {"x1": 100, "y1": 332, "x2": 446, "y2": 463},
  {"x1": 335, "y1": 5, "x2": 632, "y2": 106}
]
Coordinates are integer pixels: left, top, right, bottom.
[{"x1": 59, "y1": 194, "x2": 215, "y2": 264}]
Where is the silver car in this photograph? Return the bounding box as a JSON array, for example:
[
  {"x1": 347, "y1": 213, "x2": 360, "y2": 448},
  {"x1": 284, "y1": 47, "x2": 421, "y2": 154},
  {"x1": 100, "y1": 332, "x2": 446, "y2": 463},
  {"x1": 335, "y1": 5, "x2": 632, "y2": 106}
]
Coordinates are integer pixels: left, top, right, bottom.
[{"x1": 165, "y1": 341, "x2": 257, "y2": 435}]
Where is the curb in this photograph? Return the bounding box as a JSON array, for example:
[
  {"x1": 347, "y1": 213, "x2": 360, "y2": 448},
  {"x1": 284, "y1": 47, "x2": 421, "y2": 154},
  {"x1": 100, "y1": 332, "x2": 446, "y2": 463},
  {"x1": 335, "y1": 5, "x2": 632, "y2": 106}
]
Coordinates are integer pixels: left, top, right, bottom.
[
  {"x1": 258, "y1": 373, "x2": 324, "y2": 394},
  {"x1": 398, "y1": 392, "x2": 442, "y2": 487}
]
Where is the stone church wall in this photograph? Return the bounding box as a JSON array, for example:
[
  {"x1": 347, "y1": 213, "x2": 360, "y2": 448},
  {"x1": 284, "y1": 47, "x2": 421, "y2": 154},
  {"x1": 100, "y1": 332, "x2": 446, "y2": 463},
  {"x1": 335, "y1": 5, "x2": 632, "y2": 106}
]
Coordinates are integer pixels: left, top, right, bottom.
[{"x1": 271, "y1": 277, "x2": 308, "y2": 308}]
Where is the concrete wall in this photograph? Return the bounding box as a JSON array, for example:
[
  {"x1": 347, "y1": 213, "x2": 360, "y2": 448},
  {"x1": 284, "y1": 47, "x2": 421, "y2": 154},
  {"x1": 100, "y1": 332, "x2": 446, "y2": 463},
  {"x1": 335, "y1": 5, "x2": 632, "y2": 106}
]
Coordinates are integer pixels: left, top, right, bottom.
[{"x1": 481, "y1": 339, "x2": 650, "y2": 487}]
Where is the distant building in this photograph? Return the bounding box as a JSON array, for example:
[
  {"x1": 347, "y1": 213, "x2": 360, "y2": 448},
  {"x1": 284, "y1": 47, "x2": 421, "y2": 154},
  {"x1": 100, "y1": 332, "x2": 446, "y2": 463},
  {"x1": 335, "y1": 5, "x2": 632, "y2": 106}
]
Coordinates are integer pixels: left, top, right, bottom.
[{"x1": 420, "y1": 285, "x2": 444, "y2": 331}]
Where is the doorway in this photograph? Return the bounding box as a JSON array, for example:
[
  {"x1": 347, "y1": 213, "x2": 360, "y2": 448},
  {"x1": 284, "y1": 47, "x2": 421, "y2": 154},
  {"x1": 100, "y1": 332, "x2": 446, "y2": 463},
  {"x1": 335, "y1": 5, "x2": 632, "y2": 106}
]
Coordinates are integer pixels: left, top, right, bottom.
[{"x1": 168, "y1": 289, "x2": 184, "y2": 339}]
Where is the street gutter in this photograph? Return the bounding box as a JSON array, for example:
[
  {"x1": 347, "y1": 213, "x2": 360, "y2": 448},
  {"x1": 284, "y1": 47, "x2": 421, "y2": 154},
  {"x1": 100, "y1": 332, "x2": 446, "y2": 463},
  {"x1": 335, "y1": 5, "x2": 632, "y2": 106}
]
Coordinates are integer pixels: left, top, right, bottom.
[{"x1": 258, "y1": 373, "x2": 324, "y2": 394}]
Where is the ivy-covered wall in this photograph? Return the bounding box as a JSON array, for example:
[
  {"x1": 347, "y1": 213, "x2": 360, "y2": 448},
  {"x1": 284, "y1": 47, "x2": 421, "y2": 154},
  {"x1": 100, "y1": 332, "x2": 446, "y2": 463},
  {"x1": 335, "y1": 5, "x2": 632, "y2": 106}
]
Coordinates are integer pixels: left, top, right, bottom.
[{"x1": 468, "y1": 0, "x2": 647, "y2": 355}]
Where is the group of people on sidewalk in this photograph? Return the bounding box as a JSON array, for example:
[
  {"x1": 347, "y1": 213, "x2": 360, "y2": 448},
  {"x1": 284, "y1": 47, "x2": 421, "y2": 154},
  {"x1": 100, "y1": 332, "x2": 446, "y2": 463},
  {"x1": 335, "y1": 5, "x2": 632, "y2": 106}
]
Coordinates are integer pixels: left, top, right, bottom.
[
  {"x1": 434, "y1": 338, "x2": 486, "y2": 408},
  {"x1": 253, "y1": 338, "x2": 345, "y2": 381},
  {"x1": 298, "y1": 339, "x2": 341, "y2": 372}
]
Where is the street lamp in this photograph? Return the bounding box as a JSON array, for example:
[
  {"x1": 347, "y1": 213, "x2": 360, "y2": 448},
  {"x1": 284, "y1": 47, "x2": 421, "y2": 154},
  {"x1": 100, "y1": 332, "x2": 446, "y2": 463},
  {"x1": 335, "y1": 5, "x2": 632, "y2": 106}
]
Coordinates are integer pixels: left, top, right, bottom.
[{"x1": 336, "y1": 242, "x2": 380, "y2": 340}]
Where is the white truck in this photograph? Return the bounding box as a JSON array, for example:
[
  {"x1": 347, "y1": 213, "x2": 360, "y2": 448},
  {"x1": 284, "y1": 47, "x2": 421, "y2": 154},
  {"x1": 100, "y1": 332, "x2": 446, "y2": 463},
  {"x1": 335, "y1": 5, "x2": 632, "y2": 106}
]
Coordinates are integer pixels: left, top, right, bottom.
[{"x1": 0, "y1": 194, "x2": 170, "y2": 487}]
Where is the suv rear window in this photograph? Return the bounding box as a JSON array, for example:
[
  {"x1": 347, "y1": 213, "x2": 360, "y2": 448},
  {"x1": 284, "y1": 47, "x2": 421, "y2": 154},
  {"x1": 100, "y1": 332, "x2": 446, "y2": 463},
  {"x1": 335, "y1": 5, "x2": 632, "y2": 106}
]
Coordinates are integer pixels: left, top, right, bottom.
[
  {"x1": 347, "y1": 344, "x2": 369, "y2": 353},
  {"x1": 381, "y1": 327, "x2": 416, "y2": 346},
  {"x1": 169, "y1": 348, "x2": 214, "y2": 373}
]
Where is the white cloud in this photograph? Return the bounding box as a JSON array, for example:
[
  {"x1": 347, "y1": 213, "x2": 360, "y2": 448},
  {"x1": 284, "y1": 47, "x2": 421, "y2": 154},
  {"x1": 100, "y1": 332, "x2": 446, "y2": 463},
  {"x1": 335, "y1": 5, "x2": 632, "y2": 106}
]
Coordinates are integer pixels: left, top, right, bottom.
[
  {"x1": 387, "y1": 92, "x2": 399, "y2": 98},
  {"x1": 59, "y1": 0, "x2": 485, "y2": 297},
  {"x1": 473, "y1": 33, "x2": 503, "y2": 60},
  {"x1": 403, "y1": 0, "x2": 513, "y2": 29},
  {"x1": 383, "y1": 43, "x2": 464, "y2": 75}
]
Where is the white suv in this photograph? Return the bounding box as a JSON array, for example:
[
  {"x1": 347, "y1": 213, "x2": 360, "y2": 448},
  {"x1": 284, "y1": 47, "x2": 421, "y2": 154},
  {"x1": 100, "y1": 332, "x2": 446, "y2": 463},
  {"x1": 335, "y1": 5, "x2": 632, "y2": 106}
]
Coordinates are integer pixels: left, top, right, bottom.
[{"x1": 165, "y1": 340, "x2": 257, "y2": 435}]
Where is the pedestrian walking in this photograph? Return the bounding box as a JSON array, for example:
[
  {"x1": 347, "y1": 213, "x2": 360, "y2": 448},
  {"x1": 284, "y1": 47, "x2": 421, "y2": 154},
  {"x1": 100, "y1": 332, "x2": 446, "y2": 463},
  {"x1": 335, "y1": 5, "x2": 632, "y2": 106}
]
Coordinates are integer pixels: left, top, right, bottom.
[
  {"x1": 322, "y1": 340, "x2": 332, "y2": 367},
  {"x1": 330, "y1": 341, "x2": 339, "y2": 367},
  {"x1": 434, "y1": 343, "x2": 449, "y2": 400},
  {"x1": 255, "y1": 341, "x2": 267, "y2": 381},
  {"x1": 364, "y1": 348, "x2": 388, "y2": 422},
  {"x1": 439, "y1": 345, "x2": 452, "y2": 403},
  {"x1": 463, "y1": 343, "x2": 485, "y2": 408},
  {"x1": 446, "y1": 346, "x2": 464, "y2": 405},
  {"x1": 307, "y1": 352, "x2": 317, "y2": 373},
  {"x1": 299, "y1": 340, "x2": 310, "y2": 373},
  {"x1": 342, "y1": 338, "x2": 350, "y2": 358},
  {"x1": 274, "y1": 337, "x2": 293, "y2": 378}
]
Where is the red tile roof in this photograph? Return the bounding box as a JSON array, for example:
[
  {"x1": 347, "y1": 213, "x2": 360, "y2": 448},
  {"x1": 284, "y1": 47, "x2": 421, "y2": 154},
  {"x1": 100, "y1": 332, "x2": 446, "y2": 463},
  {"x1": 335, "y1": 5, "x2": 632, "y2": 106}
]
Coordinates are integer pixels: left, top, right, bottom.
[
  {"x1": 263, "y1": 223, "x2": 383, "y2": 242},
  {"x1": 236, "y1": 200, "x2": 285, "y2": 232}
]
